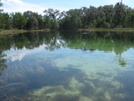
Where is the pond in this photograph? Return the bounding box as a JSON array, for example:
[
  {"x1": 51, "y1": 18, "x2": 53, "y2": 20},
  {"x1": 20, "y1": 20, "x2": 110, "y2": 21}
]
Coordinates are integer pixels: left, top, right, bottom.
[{"x1": 0, "y1": 31, "x2": 134, "y2": 101}]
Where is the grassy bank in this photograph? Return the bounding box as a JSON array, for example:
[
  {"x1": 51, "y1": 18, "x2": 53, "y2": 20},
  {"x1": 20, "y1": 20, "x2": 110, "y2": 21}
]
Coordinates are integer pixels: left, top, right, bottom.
[
  {"x1": 1, "y1": 28, "x2": 134, "y2": 36},
  {"x1": 0, "y1": 29, "x2": 50, "y2": 35},
  {"x1": 78, "y1": 28, "x2": 134, "y2": 32}
]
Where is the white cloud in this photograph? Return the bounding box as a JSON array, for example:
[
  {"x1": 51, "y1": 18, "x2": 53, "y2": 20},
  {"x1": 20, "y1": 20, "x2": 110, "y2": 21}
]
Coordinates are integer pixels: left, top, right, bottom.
[
  {"x1": 2, "y1": 0, "x2": 23, "y2": 5},
  {"x1": 1, "y1": 0, "x2": 68, "y2": 14},
  {"x1": 4, "y1": 44, "x2": 48, "y2": 62},
  {"x1": 7, "y1": 53, "x2": 26, "y2": 61},
  {"x1": 1, "y1": 0, "x2": 46, "y2": 14}
]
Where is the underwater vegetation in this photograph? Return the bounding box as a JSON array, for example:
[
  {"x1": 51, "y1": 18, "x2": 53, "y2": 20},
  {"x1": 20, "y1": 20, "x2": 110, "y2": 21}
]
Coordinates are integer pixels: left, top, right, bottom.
[
  {"x1": 0, "y1": 57, "x2": 56, "y2": 101},
  {"x1": 0, "y1": 31, "x2": 134, "y2": 101},
  {"x1": 115, "y1": 71, "x2": 134, "y2": 101}
]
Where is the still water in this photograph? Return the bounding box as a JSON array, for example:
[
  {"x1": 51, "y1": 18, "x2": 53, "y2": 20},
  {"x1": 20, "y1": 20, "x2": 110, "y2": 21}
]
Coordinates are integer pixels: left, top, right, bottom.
[{"x1": 0, "y1": 31, "x2": 134, "y2": 101}]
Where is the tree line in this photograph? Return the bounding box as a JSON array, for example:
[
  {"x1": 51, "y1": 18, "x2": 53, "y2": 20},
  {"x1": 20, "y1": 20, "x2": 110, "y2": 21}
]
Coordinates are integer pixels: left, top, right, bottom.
[{"x1": 0, "y1": 1, "x2": 134, "y2": 30}]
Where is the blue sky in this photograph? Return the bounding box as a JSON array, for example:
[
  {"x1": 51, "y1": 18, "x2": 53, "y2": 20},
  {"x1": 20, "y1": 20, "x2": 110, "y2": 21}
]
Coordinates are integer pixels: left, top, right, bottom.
[{"x1": 1, "y1": 0, "x2": 134, "y2": 14}]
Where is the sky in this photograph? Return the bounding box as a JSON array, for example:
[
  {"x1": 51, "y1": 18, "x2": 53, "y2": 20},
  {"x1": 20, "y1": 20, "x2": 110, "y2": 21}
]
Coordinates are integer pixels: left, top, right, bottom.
[{"x1": 1, "y1": 0, "x2": 134, "y2": 14}]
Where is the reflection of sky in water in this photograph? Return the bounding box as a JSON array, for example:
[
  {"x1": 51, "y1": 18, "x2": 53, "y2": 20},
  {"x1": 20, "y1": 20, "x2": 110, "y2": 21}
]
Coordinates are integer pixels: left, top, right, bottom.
[
  {"x1": 1, "y1": 44, "x2": 134, "y2": 101},
  {"x1": 4, "y1": 44, "x2": 48, "y2": 61}
]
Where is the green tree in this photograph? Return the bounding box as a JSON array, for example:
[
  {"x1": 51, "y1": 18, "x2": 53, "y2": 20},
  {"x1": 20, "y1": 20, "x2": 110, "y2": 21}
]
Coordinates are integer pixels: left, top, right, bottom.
[
  {"x1": 44, "y1": 8, "x2": 60, "y2": 20},
  {"x1": 44, "y1": 16, "x2": 52, "y2": 28},
  {"x1": 60, "y1": 14, "x2": 82, "y2": 30},
  {"x1": 0, "y1": 13, "x2": 12, "y2": 29},
  {"x1": 37, "y1": 14, "x2": 44, "y2": 29},
  {"x1": 0, "y1": 0, "x2": 3, "y2": 29},
  {"x1": 114, "y1": 2, "x2": 127, "y2": 27},
  {"x1": 24, "y1": 11, "x2": 39, "y2": 29},
  {"x1": 12, "y1": 12, "x2": 27, "y2": 29},
  {"x1": 44, "y1": 8, "x2": 60, "y2": 29},
  {"x1": 59, "y1": 16, "x2": 70, "y2": 29},
  {"x1": 51, "y1": 19, "x2": 59, "y2": 29}
]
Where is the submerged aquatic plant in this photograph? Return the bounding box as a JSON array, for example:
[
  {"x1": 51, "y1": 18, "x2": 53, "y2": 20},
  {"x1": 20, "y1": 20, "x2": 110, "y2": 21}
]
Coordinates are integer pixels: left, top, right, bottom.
[
  {"x1": 0, "y1": 57, "x2": 56, "y2": 101},
  {"x1": 0, "y1": 83, "x2": 25, "y2": 101}
]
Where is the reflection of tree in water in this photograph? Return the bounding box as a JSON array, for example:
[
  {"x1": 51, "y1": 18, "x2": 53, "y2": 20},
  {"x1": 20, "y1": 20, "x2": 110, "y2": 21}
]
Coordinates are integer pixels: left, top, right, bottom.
[
  {"x1": 0, "y1": 52, "x2": 9, "y2": 100},
  {"x1": 117, "y1": 53, "x2": 127, "y2": 67},
  {"x1": 0, "y1": 31, "x2": 134, "y2": 100},
  {"x1": 0, "y1": 36, "x2": 8, "y2": 75},
  {"x1": 0, "y1": 51, "x2": 7, "y2": 75},
  {"x1": 0, "y1": 31, "x2": 134, "y2": 71},
  {"x1": 60, "y1": 31, "x2": 134, "y2": 67},
  {"x1": 1, "y1": 31, "x2": 134, "y2": 52},
  {"x1": 61, "y1": 31, "x2": 134, "y2": 54}
]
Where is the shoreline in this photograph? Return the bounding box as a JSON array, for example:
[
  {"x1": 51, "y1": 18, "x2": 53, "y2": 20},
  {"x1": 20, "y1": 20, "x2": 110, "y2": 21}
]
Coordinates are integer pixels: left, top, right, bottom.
[
  {"x1": 78, "y1": 28, "x2": 134, "y2": 32},
  {"x1": 0, "y1": 29, "x2": 50, "y2": 35},
  {"x1": 1, "y1": 28, "x2": 134, "y2": 35}
]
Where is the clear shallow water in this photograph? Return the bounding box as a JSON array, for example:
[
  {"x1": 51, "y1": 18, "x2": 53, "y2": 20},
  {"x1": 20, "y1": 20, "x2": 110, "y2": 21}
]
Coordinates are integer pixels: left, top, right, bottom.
[{"x1": 0, "y1": 31, "x2": 134, "y2": 101}]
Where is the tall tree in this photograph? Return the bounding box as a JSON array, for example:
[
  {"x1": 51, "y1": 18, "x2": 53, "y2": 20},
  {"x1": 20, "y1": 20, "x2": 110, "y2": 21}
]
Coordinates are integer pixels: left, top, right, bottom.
[
  {"x1": 24, "y1": 11, "x2": 39, "y2": 29},
  {"x1": 60, "y1": 13, "x2": 82, "y2": 30},
  {"x1": 44, "y1": 8, "x2": 60, "y2": 29},
  {"x1": 0, "y1": 13, "x2": 13, "y2": 29},
  {"x1": 37, "y1": 14, "x2": 44, "y2": 29},
  {"x1": 12, "y1": 12, "x2": 27, "y2": 29},
  {"x1": 44, "y1": 16, "x2": 52, "y2": 28},
  {"x1": 44, "y1": 8, "x2": 60, "y2": 20}
]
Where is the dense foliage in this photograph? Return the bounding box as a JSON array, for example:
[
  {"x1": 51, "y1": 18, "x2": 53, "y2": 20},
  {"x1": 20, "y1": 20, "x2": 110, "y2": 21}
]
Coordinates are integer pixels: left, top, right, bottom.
[{"x1": 0, "y1": 1, "x2": 134, "y2": 30}]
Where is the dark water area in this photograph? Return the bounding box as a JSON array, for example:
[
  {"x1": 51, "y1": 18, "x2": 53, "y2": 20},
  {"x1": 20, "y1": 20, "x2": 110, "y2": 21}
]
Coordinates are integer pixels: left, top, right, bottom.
[{"x1": 0, "y1": 31, "x2": 134, "y2": 101}]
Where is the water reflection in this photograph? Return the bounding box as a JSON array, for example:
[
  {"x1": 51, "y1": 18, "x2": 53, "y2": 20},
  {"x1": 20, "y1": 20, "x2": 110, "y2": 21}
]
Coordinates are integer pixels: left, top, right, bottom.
[
  {"x1": 0, "y1": 51, "x2": 7, "y2": 76},
  {"x1": 116, "y1": 54, "x2": 127, "y2": 67},
  {"x1": 0, "y1": 31, "x2": 134, "y2": 101},
  {"x1": 116, "y1": 71, "x2": 134, "y2": 101},
  {"x1": 0, "y1": 31, "x2": 134, "y2": 52}
]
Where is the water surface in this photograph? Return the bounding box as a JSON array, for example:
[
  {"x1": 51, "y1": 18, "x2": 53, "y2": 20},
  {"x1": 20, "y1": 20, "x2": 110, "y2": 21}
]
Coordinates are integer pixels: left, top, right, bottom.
[{"x1": 0, "y1": 31, "x2": 134, "y2": 101}]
